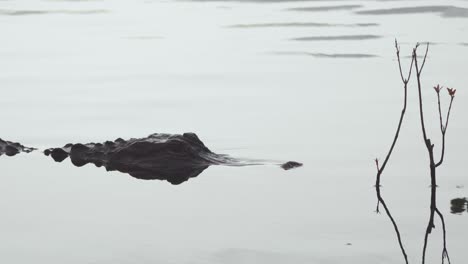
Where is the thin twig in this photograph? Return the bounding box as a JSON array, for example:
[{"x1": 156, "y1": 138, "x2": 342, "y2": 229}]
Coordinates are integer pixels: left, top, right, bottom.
[
  {"x1": 435, "y1": 91, "x2": 444, "y2": 167},
  {"x1": 444, "y1": 97, "x2": 454, "y2": 132},
  {"x1": 413, "y1": 46, "x2": 431, "y2": 149},
  {"x1": 376, "y1": 41, "x2": 414, "y2": 188},
  {"x1": 419, "y1": 43, "x2": 429, "y2": 75},
  {"x1": 437, "y1": 92, "x2": 444, "y2": 133},
  {"x1": 374, "y1": 40, "x2": 411, "y2": 264},
  {"x1": 436, "y1": 96, "x2": 454, "y2": 167},
  {"x1": 435, "y1": 208, "x2": 451, "y2": 264}
]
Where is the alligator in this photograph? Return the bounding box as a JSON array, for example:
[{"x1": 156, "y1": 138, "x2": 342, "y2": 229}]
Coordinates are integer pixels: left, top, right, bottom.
[
  {"x1": 0, "y1": 138, "x2": 35, "y2": 156},
  {"x1": 43, "y1": 133, "x2": 302, "y2": 184},
  {"x1": 1, "y1": 133, "x2": 302, "y2": 184}
]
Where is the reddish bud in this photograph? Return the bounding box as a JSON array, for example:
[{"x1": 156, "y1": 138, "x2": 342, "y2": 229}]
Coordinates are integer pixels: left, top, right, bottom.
[{"x1": 447, "y1": 88, "x2": 457, "y2": 97}]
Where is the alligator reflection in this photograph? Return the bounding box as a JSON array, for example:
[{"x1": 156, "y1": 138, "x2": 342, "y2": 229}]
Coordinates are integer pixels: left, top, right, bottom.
[{"x1": 375, "y1": 184, "x2": 451, "y2": 264}]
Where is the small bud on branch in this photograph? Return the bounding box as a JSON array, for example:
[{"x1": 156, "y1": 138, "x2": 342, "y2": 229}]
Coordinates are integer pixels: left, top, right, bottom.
[{"x1": 447, "y1": 88, "x2": 456, "y2": 97}]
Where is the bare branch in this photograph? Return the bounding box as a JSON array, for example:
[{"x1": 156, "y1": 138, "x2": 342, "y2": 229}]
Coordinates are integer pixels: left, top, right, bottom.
[
  {"x1": 413, "y1": 45, "x2": 431, "y2": 148},
  {"x1": 419, "y1": 42, "x2": 430, "y2": 75},
  {"x1": 437, "y1": 91, "x2": 444, "y2": 133},
  {"x1": 375, "y1": 41, "x2": 414, "y2": 188},
  {"x1": 444, "y1": 97, "x2": 454, "y2": 132},
  {"x1": 375, "y1": 41, "x2": 457, "y2": 264},
  {"x1": 436, "y1": 96, "x2": 455, "y2": 167},
  {"x1": 407, "y1": 54, "x2": 415, "y2": 83},
  {"x1": 395, "y1": 40, "x2": 406, "y2": 82},
  {"x1": 395, "y1": 40, "x2": 415, "y2": 84},
  {"x1": 374, "y1": 39, "x2": 411, "y2": 264}
]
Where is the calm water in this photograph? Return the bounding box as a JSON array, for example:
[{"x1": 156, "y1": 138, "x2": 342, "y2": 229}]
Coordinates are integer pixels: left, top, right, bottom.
[{"x1": 1, "y1": 0, "x2": 468, "y2": 263}]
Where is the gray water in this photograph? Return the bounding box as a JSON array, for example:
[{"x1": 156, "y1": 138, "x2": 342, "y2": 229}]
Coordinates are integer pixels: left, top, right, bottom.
[{"x1": 1, "y1": 0, "x2": 468, "y2": 263}]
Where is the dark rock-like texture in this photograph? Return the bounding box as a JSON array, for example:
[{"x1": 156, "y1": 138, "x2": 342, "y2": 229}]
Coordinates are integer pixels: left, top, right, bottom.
[
  {"x1": 450, "y1": 198, "x2": 468, "y2": 214},
  {"x1": 0, "y1": 138, "x2": 35, "y2": 157},
  {"x1": 44, "y1": 133, "x2": 303, "y2": 184},
  {"x1": 281, "y1": 161, "x2": 303, "y2": 170},
  {"x1": 45, "y1": 133, "x2": 220, "y2": 184}
]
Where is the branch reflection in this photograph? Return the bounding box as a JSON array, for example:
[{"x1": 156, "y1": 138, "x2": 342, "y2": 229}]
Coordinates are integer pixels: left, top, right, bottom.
[{"x1": 375, "y1": 184, "x2": 451, "y2": 264}]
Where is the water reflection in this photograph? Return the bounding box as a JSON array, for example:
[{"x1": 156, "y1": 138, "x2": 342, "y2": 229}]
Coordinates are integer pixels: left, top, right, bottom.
[
  {"x1": 226, "y1": 22, "x2": 379, "y2": 28},
  {"x1": 0, "y1": 9, "x2": 108, "y2": 16},
  {"x1": 291, "y1": 35, "x2": 381, "y2": 41},
  {"x1": 269, "y1": 51, "x2": 378, "y2": 58},
  {"x1": 356, "y1": 6, "x2": 468, "y2": 18},
  {"x1": 287, "y1": 5, "x2": 363, "y2": 12},
  {"x1": 450, "y1": 198, "x2": 468, "y2": 214},
  {"x1": 422, "y1": 185, "x2": 451, "y2": 264},
  {"x1": 126, "y1": 36, "x2": 164, "y2": 40},
  {"x1": 190, "y1": 0, "x2": 356, "y2": 2},
  {"x1": 375, "y1": 184, "x2": 408, "y2": 263},
  {"x1": 212, "y1": 248, "x2": 318, "y2": 264},
  {"x1": 376, "y1": 184, "x2": 452, "y2": 263}
]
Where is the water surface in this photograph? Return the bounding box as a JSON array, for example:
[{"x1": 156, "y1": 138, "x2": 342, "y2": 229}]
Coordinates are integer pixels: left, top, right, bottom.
[{"x1": 1, "y1": 0, "x2": 468, "y2": 263}]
